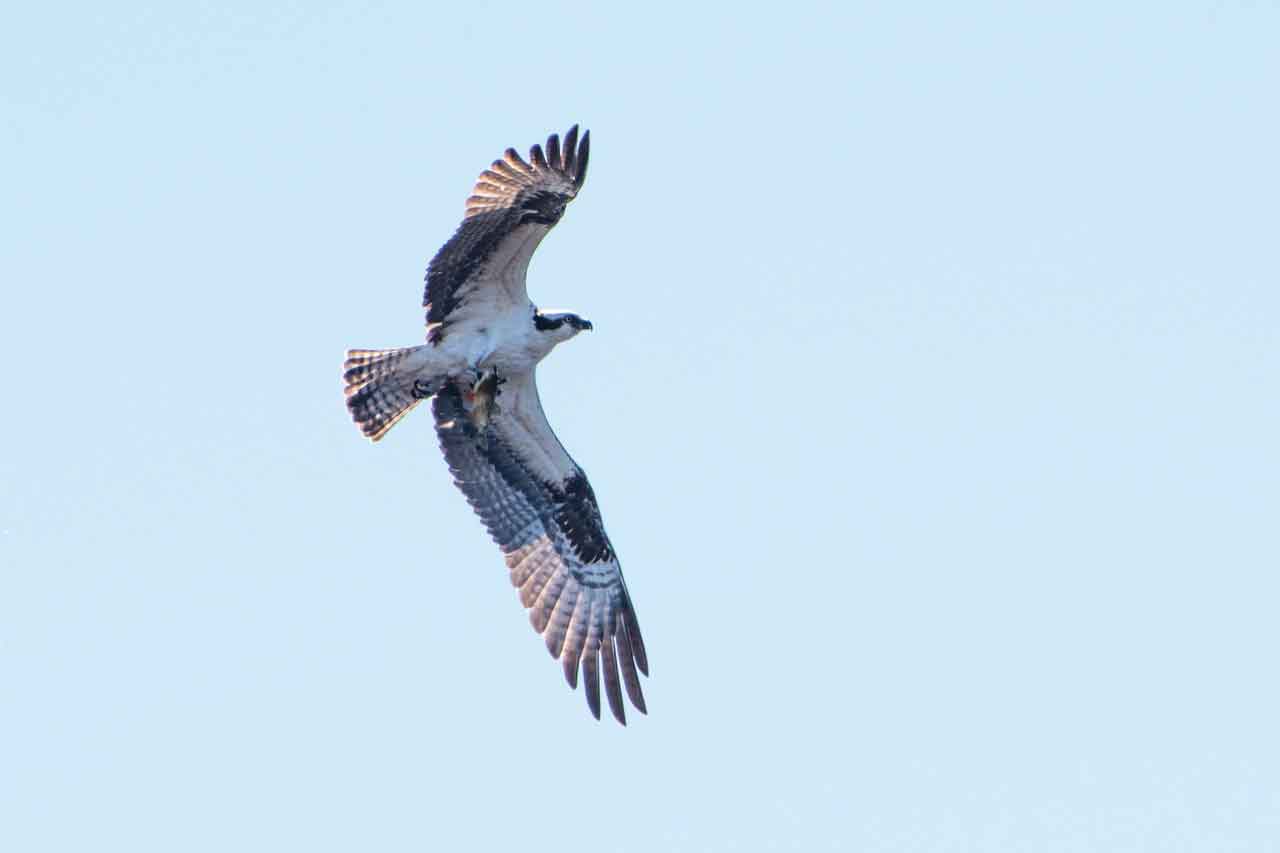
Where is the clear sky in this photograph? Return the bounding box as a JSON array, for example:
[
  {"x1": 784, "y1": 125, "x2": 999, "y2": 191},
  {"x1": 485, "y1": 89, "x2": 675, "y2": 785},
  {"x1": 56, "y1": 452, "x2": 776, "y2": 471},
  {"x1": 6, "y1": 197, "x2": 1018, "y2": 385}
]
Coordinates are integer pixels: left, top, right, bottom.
[{"x1": 3, "y1": 2, "x2": 1278, "y2": 850}]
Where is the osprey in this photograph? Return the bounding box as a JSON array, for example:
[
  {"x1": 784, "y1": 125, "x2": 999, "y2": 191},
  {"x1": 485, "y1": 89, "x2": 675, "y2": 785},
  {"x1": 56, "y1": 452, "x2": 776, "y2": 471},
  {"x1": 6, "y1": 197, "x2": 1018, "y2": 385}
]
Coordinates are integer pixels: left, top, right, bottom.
[{"x1": 342, "y1": 126, "x2": 648, "y2": 724}]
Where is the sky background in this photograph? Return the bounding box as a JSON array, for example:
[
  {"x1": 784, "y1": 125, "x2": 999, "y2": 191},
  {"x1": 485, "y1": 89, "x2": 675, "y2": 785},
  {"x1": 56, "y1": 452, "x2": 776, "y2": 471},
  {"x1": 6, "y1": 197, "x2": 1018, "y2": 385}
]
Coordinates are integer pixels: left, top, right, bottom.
[{"x1": 3, "y1": 2, "x2": 1278, "y2": 850}]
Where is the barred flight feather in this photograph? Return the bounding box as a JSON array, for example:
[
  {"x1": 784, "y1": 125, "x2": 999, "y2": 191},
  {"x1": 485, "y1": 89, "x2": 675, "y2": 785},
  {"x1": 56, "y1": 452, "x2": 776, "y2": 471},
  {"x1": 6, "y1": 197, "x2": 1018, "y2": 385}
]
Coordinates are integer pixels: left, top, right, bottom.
[
  {"x1": 582, "y1": 644, "x2": 601, "y2": 721},
  {"x1": 544, "y1": 583, "x2": 579, "y2": 660},
  {"x1": 615, "y1": 615, "x2": 647, "y2": 713},
  {"x1": 530, "y1": 568, "x2": 568, "y2": 634},
  {"x1": 601, "y1": 633, "x2": 624, "y2": 724}
]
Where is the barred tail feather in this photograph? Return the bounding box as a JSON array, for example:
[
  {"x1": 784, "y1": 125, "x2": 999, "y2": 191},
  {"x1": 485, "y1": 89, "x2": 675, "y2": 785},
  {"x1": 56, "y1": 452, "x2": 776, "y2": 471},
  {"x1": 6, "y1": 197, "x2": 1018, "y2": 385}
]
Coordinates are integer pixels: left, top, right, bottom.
[{"x1": 343, "y1": 345, "x2": 436, "y2": 441}]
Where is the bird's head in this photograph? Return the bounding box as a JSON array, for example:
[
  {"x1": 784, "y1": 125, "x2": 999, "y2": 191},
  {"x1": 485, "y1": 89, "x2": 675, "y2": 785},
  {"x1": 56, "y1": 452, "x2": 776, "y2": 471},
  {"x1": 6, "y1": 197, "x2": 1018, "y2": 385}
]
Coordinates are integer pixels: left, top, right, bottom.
[{"x1": 534, "y1": 310, "x2": 593, "y2": 341}]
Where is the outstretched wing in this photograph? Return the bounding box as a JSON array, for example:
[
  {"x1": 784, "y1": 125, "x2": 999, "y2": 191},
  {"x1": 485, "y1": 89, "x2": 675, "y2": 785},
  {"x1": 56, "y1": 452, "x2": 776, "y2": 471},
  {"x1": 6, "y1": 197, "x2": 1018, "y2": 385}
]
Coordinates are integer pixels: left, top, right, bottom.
[
  {"x1": 423, "y1": 126, "x2": 590, "y2": 333},
  {"x1": 432, "y1": 371, "x2": 648, "y2": 724}
]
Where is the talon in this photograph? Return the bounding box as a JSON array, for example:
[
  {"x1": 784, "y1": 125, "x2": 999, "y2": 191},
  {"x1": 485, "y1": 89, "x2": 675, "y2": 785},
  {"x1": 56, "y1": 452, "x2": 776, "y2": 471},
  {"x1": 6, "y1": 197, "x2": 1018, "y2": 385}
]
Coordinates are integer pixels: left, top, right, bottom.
[
  {"x1": 473, "y1": 367, "x2": 500, "y2": 392},
  {"x1": 468, "y1": 368, "x2": 503, "y2": 431},
  {"x1": 411, "y1": 378, "x2": 437, "y2": 400}
]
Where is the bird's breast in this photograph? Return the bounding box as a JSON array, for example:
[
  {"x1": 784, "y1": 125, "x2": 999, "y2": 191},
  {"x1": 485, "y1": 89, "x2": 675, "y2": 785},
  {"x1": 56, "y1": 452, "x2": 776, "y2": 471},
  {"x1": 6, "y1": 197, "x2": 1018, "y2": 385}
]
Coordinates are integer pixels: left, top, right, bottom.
[{"x1": 474, "y1": 308, "x2": 551, "y2": 374}]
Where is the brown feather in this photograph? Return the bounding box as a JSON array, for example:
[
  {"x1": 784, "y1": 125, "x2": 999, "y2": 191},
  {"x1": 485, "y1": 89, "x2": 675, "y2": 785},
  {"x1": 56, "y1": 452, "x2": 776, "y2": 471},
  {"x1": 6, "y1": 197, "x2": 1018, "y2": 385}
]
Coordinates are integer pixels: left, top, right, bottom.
[
  {"x1": 574, "y1": 130, "x2": 590, "y2": 189},
  {"x1": 489, "y1": 160, "x2": 523, "y2": 182},
  {"x1": 562, "y1": 125, "x2": 579, "y2": 175},
  {"x1": 503, "y1": 148, "x2": 533, "y2": 173},
  {"x1": 546, "y1": 133, "x2": 561, "y2": 169},
  {"x1": 601, "y1": 632, "x2": 626, "y2": 725},
  {"x1": 560, "y1": 591, "x2": 590, "y2": 688},
  {"x1": 615, "y1": 616, "x2": 647, "y2": 713},
  {"x1": 580, "y1": 596, "x2": 604, "y2": 720},
  {"x1": 544, "y1": 583, "x2": 579, "y2": 660},
  {"x1": 581, "y1": 647, "x2": 601, "y2": 721},
  {"x1": 519, "y1": 559, "x2": 556, "y2": 608},
  {"x1": 529, "y1": 568, "x2": 567, "y2": 634},
  {"x1": 623, "y1": 605, "x2": 649, "y2": 676}
]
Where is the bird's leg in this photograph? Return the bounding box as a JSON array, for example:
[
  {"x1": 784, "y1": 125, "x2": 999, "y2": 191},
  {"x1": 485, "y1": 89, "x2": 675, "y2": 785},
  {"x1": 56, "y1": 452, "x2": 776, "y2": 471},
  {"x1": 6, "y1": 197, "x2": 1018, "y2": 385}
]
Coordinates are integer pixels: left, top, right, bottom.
[
  {"x1": 461, "y1": 364, "x2": 485, "y2": 403},
  {"x1": 411, "y1": 377, "x2": 441, "y2": 400},
  {"x1": 468, "y1": 367, "x2": 503, "y2": 431}
]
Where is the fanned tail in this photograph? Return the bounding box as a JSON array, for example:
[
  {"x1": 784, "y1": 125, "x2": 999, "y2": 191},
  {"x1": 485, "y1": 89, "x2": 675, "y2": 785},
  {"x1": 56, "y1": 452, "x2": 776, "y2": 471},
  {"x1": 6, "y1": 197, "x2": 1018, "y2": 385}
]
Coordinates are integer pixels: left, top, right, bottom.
[{"x1": 343, "y1": 346, "x2": 437, "y2": 441}]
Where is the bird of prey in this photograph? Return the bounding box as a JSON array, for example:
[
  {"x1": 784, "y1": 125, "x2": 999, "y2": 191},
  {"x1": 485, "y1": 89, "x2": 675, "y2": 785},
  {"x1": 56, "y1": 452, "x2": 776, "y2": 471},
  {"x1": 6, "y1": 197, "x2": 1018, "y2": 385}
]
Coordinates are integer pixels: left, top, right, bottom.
[{"x1": 342, "y1": 126, "x2": 648, "y2": 724}]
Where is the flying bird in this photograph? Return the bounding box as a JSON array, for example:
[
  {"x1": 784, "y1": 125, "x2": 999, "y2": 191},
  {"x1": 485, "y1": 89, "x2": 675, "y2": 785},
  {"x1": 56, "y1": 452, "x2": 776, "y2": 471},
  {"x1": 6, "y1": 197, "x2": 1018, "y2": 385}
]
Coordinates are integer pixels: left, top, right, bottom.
[{"x1": 342, "y1": 126, "x2": 648, "y2": 724}]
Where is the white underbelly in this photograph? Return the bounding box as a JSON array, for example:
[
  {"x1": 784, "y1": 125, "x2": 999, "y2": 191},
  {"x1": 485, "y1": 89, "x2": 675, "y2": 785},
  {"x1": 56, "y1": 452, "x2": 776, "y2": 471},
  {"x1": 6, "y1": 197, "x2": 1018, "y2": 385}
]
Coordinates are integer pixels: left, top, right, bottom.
[
  {"x1": 482, "y1": 333, "x2": 545, "y2": 374},
  {"x1": 449, "y1": 304, "x2": 547, "y2": 375}
]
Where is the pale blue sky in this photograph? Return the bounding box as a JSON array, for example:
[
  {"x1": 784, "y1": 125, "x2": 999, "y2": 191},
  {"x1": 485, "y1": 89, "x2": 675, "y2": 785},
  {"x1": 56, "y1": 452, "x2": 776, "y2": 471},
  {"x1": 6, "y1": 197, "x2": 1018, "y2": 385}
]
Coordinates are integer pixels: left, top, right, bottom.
[{"x1": 3, "y1": 2, "x2": 1278, "y2": 850}]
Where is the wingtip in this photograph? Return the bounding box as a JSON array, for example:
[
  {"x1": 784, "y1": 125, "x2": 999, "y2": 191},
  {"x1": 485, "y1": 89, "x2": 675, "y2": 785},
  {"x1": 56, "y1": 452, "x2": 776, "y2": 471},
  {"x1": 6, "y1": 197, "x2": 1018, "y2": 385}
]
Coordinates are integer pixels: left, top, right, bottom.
[
  {"x1": 575, "y1": 129, "x2": 590, "y2": 188},
  {"x1": 582, "y1": 649, "x2": 602, "y2": 720},
  {"x1": 623, "y1": 607, "x2": 648, "y2": 676},
  {"x1": 563, "y1": 654, "x2": 579, "y2": 689},
  {"x1": 546, "y1": 132, "x2": 561, "y2": 170},
  {"x1": 562, "y1": 125, "x2": 579, "y2": 176}
]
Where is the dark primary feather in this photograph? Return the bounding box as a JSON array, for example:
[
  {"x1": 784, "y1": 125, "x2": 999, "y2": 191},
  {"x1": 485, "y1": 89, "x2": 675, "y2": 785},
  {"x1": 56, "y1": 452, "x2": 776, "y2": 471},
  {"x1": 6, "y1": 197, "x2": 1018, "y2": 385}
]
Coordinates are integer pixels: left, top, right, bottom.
[
  {"x1": 422, "y1": 126, "x2": 590, "y2": 327},
  {"x1": 432, "y1": 381, "x2": 647, "y2": 723}
]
